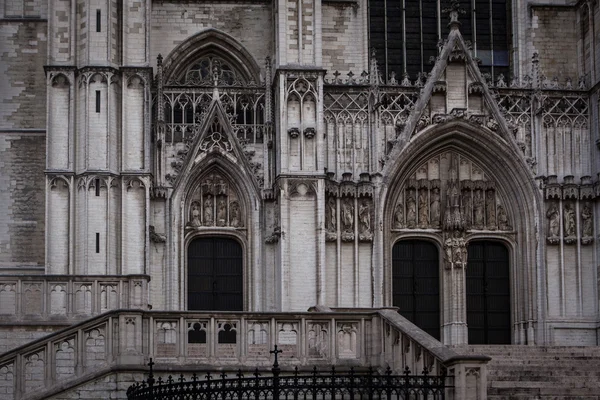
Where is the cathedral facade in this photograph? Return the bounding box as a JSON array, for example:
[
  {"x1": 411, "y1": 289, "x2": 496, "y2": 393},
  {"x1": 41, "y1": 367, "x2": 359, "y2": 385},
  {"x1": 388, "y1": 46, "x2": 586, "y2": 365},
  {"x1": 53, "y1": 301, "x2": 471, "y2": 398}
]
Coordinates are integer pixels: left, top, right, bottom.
[{"x1": 0, "y1": 0, "x2": 598, "y2": 366}]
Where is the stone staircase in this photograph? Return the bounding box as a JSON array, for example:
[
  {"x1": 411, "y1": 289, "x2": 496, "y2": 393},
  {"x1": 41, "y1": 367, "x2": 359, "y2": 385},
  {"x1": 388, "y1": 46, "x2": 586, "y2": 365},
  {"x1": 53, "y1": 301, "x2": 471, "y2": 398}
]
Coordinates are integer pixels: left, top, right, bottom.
[{"x1": 462, "y1": 345, "x2": 600, "y2": 399}]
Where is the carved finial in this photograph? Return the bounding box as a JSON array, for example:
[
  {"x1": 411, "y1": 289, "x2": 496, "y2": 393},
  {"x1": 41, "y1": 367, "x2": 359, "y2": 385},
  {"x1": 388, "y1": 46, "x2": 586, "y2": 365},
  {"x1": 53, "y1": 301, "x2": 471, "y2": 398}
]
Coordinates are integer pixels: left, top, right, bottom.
[
  {"x1": 443, "y1": 0, "x2": 465, "y2": 29},
  {"x1": 157, "y1": 54, "x2": 163, "y2": 66}
]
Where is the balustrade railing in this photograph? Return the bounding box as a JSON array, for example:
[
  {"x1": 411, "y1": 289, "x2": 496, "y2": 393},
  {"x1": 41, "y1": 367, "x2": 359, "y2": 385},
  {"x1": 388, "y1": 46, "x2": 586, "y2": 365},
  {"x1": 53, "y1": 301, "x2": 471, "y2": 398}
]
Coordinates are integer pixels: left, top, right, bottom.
[
  {"x1": 0, "y1": 275, "x2": 149, "y2": 321},
  {"x1": 0, "y1": 309, "x2": 489, "y2": 400}
]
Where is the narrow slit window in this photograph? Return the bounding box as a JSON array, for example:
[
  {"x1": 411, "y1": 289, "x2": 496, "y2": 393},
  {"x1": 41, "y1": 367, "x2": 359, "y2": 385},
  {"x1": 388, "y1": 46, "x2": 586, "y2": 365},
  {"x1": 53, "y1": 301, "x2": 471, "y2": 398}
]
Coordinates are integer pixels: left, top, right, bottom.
[
  {"x1": 96, "y1": 10, "x2": 101, "y2": 32},
  {"x1": 95, "y1": 233, "x2": 100, "y2": 253},
  {"x1": 95, "y1": 90, "x2": 101, "y2": 113},
  {"x1": 95, "y1": 179, "x2": 100, "y2": 196}
]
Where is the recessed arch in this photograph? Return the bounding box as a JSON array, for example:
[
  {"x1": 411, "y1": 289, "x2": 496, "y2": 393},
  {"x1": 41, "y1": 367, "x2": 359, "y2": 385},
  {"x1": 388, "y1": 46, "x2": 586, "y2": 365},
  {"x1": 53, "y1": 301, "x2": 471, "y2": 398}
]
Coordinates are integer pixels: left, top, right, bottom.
[
  {"x1": 379, "y1": 121, "x2": 542, "y2": 345},
  {"x1": 161, "y1": 28, "x2": 262, "y2": 84}
]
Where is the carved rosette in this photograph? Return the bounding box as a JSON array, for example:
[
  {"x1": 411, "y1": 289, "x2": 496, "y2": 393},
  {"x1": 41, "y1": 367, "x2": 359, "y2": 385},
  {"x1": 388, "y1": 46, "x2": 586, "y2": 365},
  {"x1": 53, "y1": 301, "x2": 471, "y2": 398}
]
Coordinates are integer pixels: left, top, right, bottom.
[{"x1": 187, "y1": 173, "x2": 244, "y2": 229}]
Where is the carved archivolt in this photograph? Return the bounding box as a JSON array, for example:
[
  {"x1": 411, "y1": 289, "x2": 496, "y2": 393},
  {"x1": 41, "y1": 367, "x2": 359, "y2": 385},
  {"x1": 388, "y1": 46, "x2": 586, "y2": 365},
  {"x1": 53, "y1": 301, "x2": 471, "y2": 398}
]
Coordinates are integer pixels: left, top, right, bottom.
[
  {"x1": 187, "y1": 172, "x2": 244, "y2": 229},
  {"x1": 391, "y1": 151, "x2": 511, "y2": 232}
]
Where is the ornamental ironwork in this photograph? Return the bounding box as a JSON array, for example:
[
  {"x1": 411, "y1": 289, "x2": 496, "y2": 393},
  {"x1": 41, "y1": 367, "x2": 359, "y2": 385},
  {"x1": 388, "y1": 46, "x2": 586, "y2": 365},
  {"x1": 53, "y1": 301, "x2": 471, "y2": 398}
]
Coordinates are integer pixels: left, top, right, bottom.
[{"x1": 127, "y1": 346, "x2": 451, "y2": 400}]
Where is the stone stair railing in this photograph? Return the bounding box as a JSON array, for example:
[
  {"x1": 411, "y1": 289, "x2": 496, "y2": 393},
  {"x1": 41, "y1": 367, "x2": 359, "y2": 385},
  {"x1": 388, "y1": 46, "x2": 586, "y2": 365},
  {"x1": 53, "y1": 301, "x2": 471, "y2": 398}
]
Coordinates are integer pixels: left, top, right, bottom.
[{"x1": 0, "y1": 308, "x2": 490, "y2": 400}]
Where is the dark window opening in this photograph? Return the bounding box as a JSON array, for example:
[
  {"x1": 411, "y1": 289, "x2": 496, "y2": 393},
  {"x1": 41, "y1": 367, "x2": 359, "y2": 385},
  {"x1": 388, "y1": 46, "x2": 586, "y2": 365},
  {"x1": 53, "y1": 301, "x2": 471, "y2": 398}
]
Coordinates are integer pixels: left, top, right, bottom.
[
  {"x1": 95, "y1": 90, "x2": 101, "y2": 113},
  {"x1": 96, "y1": 9, "x2": 101, "y2": 32},
  {"x1": 95, "y1": 233, "x2": 100, "y2": 253},
  {"x1": 369, "y1": 0, "x2": 512, "y2": 82},
  {"x1": 95, "y1": 179, "x2": 100, "y2": 196}
]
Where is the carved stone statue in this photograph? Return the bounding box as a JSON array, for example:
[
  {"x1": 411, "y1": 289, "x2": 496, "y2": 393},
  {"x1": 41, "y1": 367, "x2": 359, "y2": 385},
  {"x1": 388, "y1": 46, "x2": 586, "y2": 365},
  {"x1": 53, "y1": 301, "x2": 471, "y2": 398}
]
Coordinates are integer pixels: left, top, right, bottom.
[
  {"x1": 406, "y1": 190, "x2": 417, "y2": 228},
  {"x1": 341, "y1": 198, "x2": 355, "y2": 242},
  {"x1": 486, "y1": 190, "x2": 496, "y2": 230},
  {"x1": 327, "y1": 197, "x2": 337, "y2": 232},
  {"x1": 581, "y1": 203, "x2": 594, "y2": 244},
  {"x1": 342, "y1": 198, "x2": 354, "y2": 233},
  {"x1": 359, "y1": 200, "x2": 371, "y2": 234},
  {"x1": 546, "y1": 204, "x2": 560, "y2": 244},
  {"x1": 190, "y1": 202, "x2": 202, "y2": 227},
  {"x1": 393, "y1": 201, "x2": 404, "y2": 229},
  {"x1": 203, "y1": 195, "x2": 214, "y2": 226},
  {"x1": 497, "y1": 204, "x2": 510, "y2": 230},
  {"x1": 230, "y1": 201, "x2": 241, "y2": 227},
  {"x1": 462, "y1": 190, "x2": 472, "y2": 228},
  {"x1": 430, "y1": 188, "x2": 440, "y2": 228},
  {"x1": 418, "y1": 189, "x2": 429, "y2": 228},
  {"x1": 473, "y1": 190, "x2": 484, "y2": 229},
  {"x1": 563, "y1": 203, "x2": 576, "y2": 241},
  {"x1": 217, "y1": 199, "x2": 227, "y2": 226},
  {"x1": 443, "y1": 231, "x2": 467, "y2": 269},
  {"x1": 359, "y1": 200, "x2": 373, "y2": 241}
]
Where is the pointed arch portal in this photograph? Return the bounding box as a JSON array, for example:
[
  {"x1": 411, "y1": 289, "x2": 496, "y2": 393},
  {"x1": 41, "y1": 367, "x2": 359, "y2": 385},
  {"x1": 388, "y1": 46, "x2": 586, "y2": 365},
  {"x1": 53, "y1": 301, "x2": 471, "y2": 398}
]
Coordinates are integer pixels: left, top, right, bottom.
[{"x1": 187, "y1": 237, "x2": 243, "y2": 311}]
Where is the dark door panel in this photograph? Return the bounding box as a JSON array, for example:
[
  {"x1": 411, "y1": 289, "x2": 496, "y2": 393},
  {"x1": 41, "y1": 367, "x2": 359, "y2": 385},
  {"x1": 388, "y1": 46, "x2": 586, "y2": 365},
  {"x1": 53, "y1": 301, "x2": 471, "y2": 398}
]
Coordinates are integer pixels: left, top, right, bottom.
[
  {"x1": 467, "y1": 241, "x2": 510, "y2": 344},
  {"x1": 392, "y1": 240, "x2": 440, "y2": 340},
  {"x1": 188, "y1": 237, "x2": 243, "y2": 311}
]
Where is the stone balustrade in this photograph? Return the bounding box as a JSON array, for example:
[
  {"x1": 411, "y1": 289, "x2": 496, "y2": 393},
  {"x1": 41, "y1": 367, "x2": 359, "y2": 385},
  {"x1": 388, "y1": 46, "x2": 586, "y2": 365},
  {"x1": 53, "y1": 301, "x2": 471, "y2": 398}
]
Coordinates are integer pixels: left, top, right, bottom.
[
  {"x1": 0, "y1": 275, "x2": 150, "y2": 321},
  {"x1": 0, "y1": 309, "x2": 489, "y2": 400}
]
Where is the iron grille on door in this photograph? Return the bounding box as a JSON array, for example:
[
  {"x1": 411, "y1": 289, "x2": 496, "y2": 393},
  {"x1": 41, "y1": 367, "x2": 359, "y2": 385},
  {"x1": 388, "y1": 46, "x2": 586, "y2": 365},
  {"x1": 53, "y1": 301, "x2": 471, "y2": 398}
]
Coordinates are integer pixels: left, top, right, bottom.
[
  {"x1": 188, "y1": 237, "x2": 243, "y2": 311},
  {"x1": 392, "y1": 240, "x2": 440, "y2": 339},
  {"x1": 466, "y1": 241, "x2": 511, "y2": 344}
]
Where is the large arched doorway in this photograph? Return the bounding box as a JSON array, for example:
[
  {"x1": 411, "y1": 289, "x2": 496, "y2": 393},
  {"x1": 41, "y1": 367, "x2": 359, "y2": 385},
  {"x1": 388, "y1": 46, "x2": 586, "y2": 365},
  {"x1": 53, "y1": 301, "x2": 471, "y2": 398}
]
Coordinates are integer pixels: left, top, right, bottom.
[
  {"x1": 392, "y1": 240, "x2": 440, "y2": 339},
  {"x1": 187, "y1": 237, "x2": 243, "y2": 311},
  {"x1": 466, "y1": 241, "x2": 511, "y2": 344}
]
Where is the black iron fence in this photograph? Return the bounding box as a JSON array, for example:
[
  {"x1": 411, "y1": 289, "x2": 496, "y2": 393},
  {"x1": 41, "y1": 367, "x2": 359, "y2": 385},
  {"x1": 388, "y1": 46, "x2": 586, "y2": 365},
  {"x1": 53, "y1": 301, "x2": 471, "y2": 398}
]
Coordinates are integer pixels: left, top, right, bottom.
[{"x1": 127, "y1": 347, "x2": 452, "y2": 400}]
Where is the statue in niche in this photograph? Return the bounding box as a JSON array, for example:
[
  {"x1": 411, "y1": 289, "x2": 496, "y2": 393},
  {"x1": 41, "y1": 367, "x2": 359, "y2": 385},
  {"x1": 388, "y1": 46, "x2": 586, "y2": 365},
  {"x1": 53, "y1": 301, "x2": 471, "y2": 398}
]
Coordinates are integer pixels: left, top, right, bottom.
[
  {"x1": 418, "y1": 189, "x2": 429, "y2": 228},
  {"x1": 473, "y1": 190, "x2": 484, "y2": 229},
  {"x1": 217, "y1": 199, "x2": 227, "y2": 226},
  {"x1": 393, "y1": 201, "x2": 404, "y2": 229},
  {"x1": 497, "y1": 204, "x2": 510, "y2": 230},
  {"x1": 326, "y1": 197, "x2": 337, "y2": 232},
  {"x1": 342, "y1": 199, "x2": 354, "y2": 233},
  {"x1": 203, "y1": 195, "x2": 214, "y2": 226},
  {"x1": 486, "y1": 190, "x2": 496, "y2": 230},
  {"x1": 230, "y1": 201, "x2": 241, "y2": 227},
  {"x1": 190, "y1": 202, "x2": 202, "y2": 227},
  {"x1": 546, "y1": 204, "x2": 560, "y2": 244},
  {"x1": 430, "y1": 188, "x2": 441, "y2": 228},
  {"x1": 462, "y1": 190, "x2": 472, "y2": 228},
  {"x1": 563, "y1": 203, "x2": 576, "y2": 239},
  {"x1": 581, "y1": 202, "x2": 594, "y2": 244},
  {"x1": 359, "y1": 200, "x2": 372, "y2": 241},
  {"x1": 406, "y1": 190, "x2": 417, "y2": 228},
  {"x1": 444, "y1": 231, "x2": 467, "y2": 269}
]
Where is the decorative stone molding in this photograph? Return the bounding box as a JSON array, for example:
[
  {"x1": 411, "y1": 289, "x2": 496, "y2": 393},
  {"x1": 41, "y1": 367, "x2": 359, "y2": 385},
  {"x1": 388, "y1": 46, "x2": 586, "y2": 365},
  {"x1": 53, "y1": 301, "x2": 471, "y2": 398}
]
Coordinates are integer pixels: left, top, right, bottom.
[
  {"x1": 303, "y1": 127, "x2": 316, "y2": 139},
  {"x1": 288, "y1": 127, "x2": 300, "y2": 138}
]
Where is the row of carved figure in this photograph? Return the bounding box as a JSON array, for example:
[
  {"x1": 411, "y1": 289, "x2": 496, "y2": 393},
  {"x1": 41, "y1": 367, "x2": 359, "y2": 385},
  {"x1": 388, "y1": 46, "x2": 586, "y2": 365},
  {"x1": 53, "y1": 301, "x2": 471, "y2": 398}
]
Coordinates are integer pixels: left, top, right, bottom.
[
  {"x1": 546, "y1": 201, "x2": 593, "y2": 245},
  {"x1": 326, "y1": 197, "x2": 373, "y2": 242},
  {"x1": 393, "y1": 186, "x2": 510, "y2": 231},
  {"x1": 187, "y1": 174, "x2": 244, "y2": 228}
]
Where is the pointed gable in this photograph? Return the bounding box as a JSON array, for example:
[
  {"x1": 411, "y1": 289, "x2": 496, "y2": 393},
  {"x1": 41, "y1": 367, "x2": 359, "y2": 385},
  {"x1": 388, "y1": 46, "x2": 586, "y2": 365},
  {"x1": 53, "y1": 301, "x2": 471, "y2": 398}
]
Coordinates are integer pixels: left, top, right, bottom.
[
  {"x1": 167, "y1": 95, "x2": 262, "y2": 192},
  {"x1": 393, "y1": 5, "x2": 519, "y2": 153}
]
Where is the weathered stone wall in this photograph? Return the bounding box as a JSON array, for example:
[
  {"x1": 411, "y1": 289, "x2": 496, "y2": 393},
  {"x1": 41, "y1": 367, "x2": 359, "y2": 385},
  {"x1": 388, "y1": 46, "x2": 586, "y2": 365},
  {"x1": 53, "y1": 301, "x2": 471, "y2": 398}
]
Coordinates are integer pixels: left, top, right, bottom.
[
  {"x1": 150, "y1": 2, "x2": 273, "y2": 72},
  {"x1": 531, "y1": 7, "x2": 579, "y2": 79},
  {"x1": 0, "y1": 134, "x2": 45, "y2": 270},
  {"x1": 0, "y1": 21, "x2": 47, "y2": 130},
  {"x1": 322, "y1": 1, "x2": 368, "y2": 79}
]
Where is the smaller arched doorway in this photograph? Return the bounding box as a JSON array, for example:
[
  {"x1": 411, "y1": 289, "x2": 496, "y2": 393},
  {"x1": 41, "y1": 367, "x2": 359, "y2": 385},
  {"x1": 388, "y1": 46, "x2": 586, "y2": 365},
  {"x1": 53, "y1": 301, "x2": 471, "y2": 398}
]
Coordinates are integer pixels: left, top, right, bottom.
[
  {"x1": 466, "y1": 241, "x2": 511, "y2": 344},
  {"x1": 187, "y1": 237, "x2": 243, "y2": 311},
  {"x1": 392, "y1": 240, "x2": 441, "y2": 339}
]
